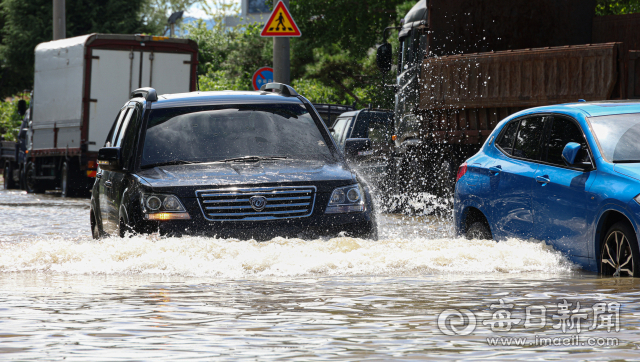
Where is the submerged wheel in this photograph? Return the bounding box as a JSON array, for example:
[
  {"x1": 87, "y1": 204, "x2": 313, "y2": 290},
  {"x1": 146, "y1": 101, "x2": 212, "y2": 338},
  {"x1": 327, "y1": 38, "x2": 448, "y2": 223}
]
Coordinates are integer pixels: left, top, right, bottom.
[
  {"x1": 3, "y1": 164, "x2": 16, "y2": 189},
  {"x1": 90, "y1": 211, "x2": 102, "y2": 240},
  {"x1": 25, "y1": 162, "x2": 43, "y2": 194},
  {"x1": 61, "y1": 161, "x2": 78, "y2": 197},
  {"x1": 466, "y1": 221, "x2": 492, "y2": 240},
  {"x1": 600, "y1": 222, "x2": 640, "y2": 277}
]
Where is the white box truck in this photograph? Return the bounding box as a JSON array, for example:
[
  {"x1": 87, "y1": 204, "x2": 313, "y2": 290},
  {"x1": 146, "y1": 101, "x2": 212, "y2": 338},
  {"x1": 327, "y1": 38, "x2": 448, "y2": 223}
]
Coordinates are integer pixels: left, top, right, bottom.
[{"x1": 21, "y1": 33, "x2": 198, "y2": 195}]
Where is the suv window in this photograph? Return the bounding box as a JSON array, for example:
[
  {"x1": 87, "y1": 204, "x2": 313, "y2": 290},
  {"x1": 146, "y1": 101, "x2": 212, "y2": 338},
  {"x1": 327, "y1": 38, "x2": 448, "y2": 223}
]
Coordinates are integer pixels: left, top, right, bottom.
[
  {"x1": 368, "y1": 119, "x2": 393, "y2": 145},
  {"x1": 496, "y1": 120, "x2": 519, "y2": 155},
  {"x1": 119, "y1": 107, "x2": 141, "y2": 169},
  {"x1": 331, "y1": 117, "x2": 351, "y2": 149},
  {"x1": 115, "y1": 108, "x2": 135, "y2": 147},
  {"x1": 512, "y1": 117, "x2": 544, "y2": 160},
  {"x1": 106, "y1": 109, "x2": 127, "y2": 147},
  {"x1": 545, "y1": 116, "x2": 589, "y2": 166},
  {"x1": 141, "y1": 104, "x2": 335, "y2": 167}
]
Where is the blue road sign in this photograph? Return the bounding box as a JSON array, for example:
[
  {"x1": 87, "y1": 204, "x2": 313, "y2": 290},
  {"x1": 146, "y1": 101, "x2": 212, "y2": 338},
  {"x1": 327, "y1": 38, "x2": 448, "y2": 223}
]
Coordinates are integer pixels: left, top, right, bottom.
[{"x1": 252, "y1": 67, "x2": 274, "y2": 90}]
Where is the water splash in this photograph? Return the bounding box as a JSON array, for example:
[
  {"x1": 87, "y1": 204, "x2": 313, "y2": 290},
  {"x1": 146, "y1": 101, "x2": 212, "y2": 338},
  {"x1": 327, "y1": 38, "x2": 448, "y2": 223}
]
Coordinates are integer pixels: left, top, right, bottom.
[{"x1": 0, "y1": 234, "x2": 575, "y2": 277}]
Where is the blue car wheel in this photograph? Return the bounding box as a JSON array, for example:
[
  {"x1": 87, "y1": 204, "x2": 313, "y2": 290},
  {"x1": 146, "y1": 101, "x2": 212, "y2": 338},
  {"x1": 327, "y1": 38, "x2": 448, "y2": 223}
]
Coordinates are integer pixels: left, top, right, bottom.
[
  {"x1": 600, "y1": 222, "x2": 640, "y2": 277},
  {"x1": 466, "y1": 221, "x2": 492, "y2": 240}
]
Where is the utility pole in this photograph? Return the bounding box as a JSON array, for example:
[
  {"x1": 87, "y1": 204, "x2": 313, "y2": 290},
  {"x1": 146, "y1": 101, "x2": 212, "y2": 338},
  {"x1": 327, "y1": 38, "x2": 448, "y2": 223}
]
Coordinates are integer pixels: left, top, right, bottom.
[
  {"x1": 273, "y1": 0, "x2": 290, "y2": 84},
  {"x1": 53, "y1": 0, "x2": 66, "y2": 40}
]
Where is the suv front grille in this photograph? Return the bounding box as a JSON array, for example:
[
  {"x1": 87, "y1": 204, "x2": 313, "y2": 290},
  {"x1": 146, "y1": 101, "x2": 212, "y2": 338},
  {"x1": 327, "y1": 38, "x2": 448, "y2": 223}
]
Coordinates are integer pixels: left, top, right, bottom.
[{"x1": 196, "y1": 186, "x2": 317, "y2": 221}]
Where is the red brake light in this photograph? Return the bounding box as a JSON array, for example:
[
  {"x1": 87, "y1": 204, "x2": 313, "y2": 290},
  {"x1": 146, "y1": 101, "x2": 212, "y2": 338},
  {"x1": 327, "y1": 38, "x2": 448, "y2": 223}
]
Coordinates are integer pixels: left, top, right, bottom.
[{"x1": 456, "y1": 162, "x2": 468, "y2": 183}]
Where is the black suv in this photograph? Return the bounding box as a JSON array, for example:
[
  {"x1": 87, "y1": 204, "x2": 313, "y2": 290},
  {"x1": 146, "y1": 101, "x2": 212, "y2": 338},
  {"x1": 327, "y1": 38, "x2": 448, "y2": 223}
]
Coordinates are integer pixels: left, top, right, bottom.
[{"x1": 90, "y1": 84, "x2": 377, "y2": 240}]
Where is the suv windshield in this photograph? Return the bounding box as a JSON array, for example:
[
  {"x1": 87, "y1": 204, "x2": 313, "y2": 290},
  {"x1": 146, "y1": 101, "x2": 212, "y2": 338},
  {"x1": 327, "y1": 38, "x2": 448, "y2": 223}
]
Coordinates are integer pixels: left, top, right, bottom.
[
  {"x1": 589, "y1": 113, "x2": 640, "y2": 162},
  {"x1": 141, "y1": 104, "x2": 335, "y2": 167}
]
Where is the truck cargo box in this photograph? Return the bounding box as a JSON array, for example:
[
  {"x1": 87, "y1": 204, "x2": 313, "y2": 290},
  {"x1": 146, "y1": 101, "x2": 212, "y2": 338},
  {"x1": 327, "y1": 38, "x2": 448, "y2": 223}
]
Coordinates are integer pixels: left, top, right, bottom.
[
  {"x1": 420, "y1": 43, "x2": 621, "y2": 111},
  {"x1": 414, "y1": 43, "x2": 623, "y2": 145},
  {"x1": 33, "y1": 34, "x2": 198, "y2": 155}
]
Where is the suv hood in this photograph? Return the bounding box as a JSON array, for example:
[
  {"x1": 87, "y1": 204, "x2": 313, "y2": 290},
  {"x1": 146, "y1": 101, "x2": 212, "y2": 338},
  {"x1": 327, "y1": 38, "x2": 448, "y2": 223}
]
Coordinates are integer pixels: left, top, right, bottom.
[
  {"x1": 136, "y1": 159, "x2": 356, "y2": 195},
  {"x1": 614, "y1": 163, "x2": 640, "y2": 182}
]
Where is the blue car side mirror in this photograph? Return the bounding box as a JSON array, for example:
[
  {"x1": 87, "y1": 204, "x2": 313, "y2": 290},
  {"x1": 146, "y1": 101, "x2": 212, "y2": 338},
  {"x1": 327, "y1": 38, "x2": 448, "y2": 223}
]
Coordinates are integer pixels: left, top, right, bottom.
[{"x1": 561, "y1": 142, "x2": 582, "y2": 166}]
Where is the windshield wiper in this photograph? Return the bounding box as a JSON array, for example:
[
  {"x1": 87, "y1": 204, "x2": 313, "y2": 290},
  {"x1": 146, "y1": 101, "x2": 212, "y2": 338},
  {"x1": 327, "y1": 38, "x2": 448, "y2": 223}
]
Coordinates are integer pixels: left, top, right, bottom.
[
  {"x1": 218, "y1": 156, "x2": 288, "y2": 163},
  {"x1": 140, "y1": 160, "x2": 196, "y2": 169},
  {"x1": 613, "y1": 160, "x2": 640, "y2": 163}
]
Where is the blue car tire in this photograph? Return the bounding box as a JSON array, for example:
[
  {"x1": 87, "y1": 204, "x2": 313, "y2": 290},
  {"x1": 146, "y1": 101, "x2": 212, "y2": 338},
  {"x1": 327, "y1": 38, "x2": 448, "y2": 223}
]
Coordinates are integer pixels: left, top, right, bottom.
[
  {"x1": 600, "y1": 222, "x2": 640, "y2": 277},
  {"x1": 466, "y1": 221, "x2": 493, "y2": 240}
]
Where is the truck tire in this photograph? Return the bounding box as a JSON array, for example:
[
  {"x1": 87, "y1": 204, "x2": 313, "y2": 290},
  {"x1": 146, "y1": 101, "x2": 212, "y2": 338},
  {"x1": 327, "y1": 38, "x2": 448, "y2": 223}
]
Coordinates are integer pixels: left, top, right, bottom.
[
  {"x1": 19, "y1": 166, "x2": 26, "y2": 190},
  {"x1": 25, "y1": 162, "x2": 44, "y2": 194},
  {"x1": 61, "y1": 161, "x2": 80, "y2": 197},
  {"x1": 3, "y1": 163, "x2": 16, "y2": 189}
]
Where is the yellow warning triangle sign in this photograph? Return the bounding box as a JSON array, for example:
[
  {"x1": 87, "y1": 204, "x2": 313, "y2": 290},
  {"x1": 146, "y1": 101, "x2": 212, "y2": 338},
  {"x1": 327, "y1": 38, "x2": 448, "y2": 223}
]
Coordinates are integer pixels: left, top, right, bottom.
[{"x1": 261, "y1": 1, "x2": 301, "y2": 37}]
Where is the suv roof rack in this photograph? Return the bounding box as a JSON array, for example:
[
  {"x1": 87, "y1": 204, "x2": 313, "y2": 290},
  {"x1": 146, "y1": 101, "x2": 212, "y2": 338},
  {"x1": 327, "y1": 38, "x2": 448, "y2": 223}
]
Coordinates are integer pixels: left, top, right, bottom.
[
  {"x1": 131, "y1": 87, "x2": 158, "y2": 102},
  {"x1": 260, "y1": 83, "x2": 299, "y2": 97}
]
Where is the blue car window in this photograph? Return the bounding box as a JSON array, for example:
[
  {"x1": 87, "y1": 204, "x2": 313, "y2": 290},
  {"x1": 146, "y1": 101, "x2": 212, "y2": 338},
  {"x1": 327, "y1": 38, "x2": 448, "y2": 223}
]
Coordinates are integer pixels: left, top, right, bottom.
[
  {"x1": 496, "y1": 120, "x2": 519, "y2": 155},
  {"x1": 545, "y1": 117, "x2": 589, "y2": 166},
  {"x1": 512, "y1": 117, "x2": 544, "y2": 160},
  {"x1": 589, "y1": 113, "x2": 640, "y2": 162}
]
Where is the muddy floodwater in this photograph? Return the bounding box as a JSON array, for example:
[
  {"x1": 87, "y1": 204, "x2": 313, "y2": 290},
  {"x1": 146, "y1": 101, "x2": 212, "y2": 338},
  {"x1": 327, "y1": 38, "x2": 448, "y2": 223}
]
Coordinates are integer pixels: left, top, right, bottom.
[{"x1": 1, "y1": 181, "x2": 640, "y2": 361}]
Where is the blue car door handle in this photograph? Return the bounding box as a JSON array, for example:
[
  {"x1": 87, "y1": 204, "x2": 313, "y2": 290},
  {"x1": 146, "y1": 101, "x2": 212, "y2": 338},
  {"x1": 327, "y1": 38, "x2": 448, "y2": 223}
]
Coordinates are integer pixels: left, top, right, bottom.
[
  {"x1": 489, "y1": 165, "x2": 502, "y2": 175},
  {"x1": 536, "y1": 175, "x2": 551, "y2": 184}
]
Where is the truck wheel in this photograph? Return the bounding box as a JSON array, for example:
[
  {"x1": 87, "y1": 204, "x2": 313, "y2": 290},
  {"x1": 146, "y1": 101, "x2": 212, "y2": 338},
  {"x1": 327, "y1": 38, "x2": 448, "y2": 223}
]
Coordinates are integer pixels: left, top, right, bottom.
[
  {"x1": 19, "y1": 166, "x2": 26, "y2": 190},
  {"x1": 3, "y1": 163, "x2": 16, "y2": 189},
  {"x1": 61, "y1": 161, "x2": 79, "y2": 197},
  {"x1": 600, "y1": 222, "x2": 640, "y2": 277},
  {"x1": 25, "y1": 162, "x2": 43, "y2": 194}
]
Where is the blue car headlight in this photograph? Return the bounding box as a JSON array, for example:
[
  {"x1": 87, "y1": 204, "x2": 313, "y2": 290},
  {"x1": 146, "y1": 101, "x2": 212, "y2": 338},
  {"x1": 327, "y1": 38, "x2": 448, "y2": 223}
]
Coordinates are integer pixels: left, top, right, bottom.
[
  {"x1": 325, "y1": 184, "x2": 366, "y2": 214},
  {"x1": 635, "y1": 194, "x2": 640, "y2": 205}
]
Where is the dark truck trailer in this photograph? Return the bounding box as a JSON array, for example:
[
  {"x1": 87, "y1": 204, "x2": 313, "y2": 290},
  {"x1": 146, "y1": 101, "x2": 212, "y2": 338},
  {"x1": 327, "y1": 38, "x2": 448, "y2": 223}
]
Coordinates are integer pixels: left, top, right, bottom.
[
  {"x1": 377, "y1": 0, "x2": 640, "y2": 196},
  {"x1": 12, "y1": 33, "x2": 198, "y2": 196}
]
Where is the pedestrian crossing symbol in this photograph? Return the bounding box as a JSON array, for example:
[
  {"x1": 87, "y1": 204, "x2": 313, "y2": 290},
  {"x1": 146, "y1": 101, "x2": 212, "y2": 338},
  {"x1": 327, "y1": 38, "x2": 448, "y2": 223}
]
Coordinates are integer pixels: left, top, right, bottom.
[{"x1": 260, "y1": 1, "x2": 301, "y2": 37}]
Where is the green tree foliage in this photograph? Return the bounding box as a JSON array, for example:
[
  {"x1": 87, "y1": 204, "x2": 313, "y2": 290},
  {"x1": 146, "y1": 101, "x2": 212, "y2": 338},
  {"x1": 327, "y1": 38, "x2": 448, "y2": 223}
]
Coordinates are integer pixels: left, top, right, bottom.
[
  {"x1": 596, "y1": 0, "x2": 640, "y2": 15},
  {"x1": 0, "y1": 95, "x2": 27, "y2": 142},
  {"x1": 194, "y1": 0, "x2": 408, "y2": 107},
  {"x1": 141, "y1": 0, "x2": 199, "y2": 36},
  {"x1": 0, "y1": 0, "x2": 146, "y2": 97}
]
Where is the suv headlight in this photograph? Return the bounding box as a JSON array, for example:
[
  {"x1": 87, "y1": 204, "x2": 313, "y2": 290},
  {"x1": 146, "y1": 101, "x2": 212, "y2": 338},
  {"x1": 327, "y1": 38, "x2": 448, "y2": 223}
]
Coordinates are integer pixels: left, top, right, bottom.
[
  {"x1": 141, "y1": 193, "x2": 190, "y2": 220},
  {"x1": 325, "y1": 184, "x2": 366, "y2": 214}
]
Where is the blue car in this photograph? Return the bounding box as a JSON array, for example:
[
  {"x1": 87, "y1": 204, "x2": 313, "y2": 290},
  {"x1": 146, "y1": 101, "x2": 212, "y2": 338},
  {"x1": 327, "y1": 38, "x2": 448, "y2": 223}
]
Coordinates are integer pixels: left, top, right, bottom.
[{"x1": 454, "y1": 101, "x2": 640, "y2": 276}]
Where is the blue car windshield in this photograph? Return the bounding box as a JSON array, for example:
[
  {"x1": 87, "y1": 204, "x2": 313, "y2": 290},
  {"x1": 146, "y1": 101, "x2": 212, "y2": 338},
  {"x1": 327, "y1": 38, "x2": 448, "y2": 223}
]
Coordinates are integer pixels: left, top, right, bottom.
[
  {"x1": 589, "y1": 113, "x2": 640, "y2": 163},
  {"x1": 141, "y1": 104, "x2": 335, "y2": 167}
]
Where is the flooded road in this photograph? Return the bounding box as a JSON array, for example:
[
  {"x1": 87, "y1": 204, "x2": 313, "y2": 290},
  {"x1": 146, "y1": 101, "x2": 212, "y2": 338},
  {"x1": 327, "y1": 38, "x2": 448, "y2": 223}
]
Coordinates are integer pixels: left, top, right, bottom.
[{"x1": 1, "y1": 182, "x2": 640, "y2": 360}]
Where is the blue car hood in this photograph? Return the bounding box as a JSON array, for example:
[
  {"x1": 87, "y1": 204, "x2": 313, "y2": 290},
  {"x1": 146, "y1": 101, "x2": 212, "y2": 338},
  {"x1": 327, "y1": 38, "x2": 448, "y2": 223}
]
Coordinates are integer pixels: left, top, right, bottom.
[
  {"x1": 136, "y1": 159, "x2": 356, "y2": 194},
  {"x1": 614, "y1": 164, "x2": 640, "y2": 181}
]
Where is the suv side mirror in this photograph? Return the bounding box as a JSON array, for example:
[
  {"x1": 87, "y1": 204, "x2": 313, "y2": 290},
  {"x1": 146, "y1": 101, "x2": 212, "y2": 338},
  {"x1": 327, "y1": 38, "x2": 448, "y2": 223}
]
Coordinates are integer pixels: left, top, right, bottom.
[
  {"x1": 376, "y1": 43, "x2": 392, "y2": 73},
  {"x1": 344, "y1": 138, "x2": 372, "y2": 160},
  {"x1": 98, "y1": 147, "x2": 123, "y2": 172},
  {"x1": 562, "y1": 142, "x2": 592, "y2": 169}
]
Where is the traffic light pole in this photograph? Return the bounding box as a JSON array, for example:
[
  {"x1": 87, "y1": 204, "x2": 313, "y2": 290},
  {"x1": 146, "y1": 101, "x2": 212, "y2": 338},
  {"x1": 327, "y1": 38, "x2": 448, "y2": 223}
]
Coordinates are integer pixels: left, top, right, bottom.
[{"x1": 273, "y1": 0, "x2": 290, "y2": 84}]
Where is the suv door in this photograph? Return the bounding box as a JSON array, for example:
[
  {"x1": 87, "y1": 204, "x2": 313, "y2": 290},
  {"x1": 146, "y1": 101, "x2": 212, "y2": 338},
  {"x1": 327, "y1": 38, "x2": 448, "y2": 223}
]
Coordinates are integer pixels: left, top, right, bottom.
[
  {"x1": 98, "y1": 108, "x2": 128, "y2": 234},
  {"x1": 490, "y1": 116, "x2": 545, "y2": 239},
  {"x1": 532, "y1": 115, "x2": 596, "y2": 258},
  {"x1": 107, "y1": 105, "x2": 140, "y2": 232}
]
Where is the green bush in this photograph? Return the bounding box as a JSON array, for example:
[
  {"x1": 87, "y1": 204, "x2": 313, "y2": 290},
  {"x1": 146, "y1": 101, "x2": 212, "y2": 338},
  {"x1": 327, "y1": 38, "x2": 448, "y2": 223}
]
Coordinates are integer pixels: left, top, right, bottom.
[{"x1": 0, "y1": 97, "x2": 28, "y2": 142}]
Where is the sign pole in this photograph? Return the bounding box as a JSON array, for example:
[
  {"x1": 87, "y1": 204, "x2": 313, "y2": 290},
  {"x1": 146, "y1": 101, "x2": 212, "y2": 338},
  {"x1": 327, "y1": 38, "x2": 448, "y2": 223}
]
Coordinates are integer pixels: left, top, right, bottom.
[
  {"x1": 53, "y1": 0, "x2": 66, "y2": 40},
  {"x1": 273, "y1": 0, "x2": 290, "y2": 84}
]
